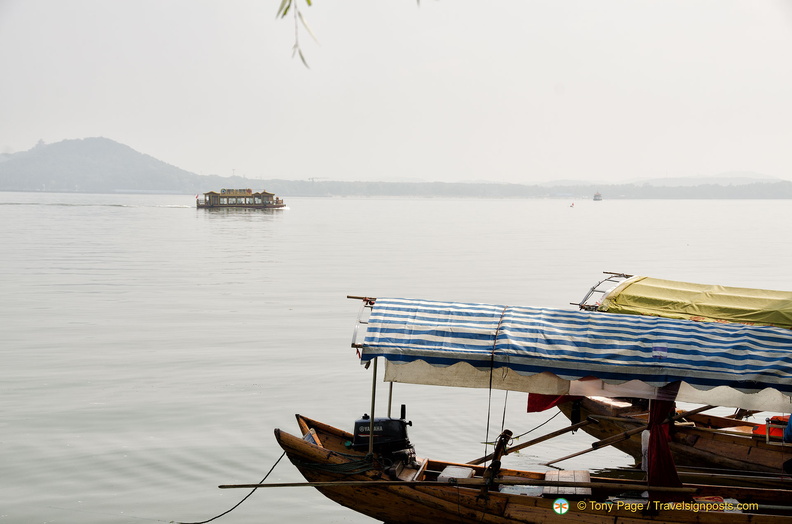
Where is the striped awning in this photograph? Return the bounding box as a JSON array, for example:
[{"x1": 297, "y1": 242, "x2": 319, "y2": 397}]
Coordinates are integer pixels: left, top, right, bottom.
[{"x1": 359, "y1": 298, "x2": 792, "y2": 410}]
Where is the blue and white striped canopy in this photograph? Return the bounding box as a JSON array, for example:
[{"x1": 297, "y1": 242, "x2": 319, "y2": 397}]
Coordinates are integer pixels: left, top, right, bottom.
[{"x1": 360, "y1": 298, "x2": 792, "y2": 401}]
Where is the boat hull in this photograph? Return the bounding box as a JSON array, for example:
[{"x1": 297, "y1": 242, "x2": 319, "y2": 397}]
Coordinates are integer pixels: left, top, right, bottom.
[
  {"x1": 274, "y1": 415, "x2": 792, "y2": 523},
  {"x1": 196, "y1": 203, "x2": 286, "y2": 209}
]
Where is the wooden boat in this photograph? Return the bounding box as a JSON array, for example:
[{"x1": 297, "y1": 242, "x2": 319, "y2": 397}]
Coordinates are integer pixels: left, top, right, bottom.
[
  {"x1": 248, "y1": 296, "x2": 792, "y2": 521},
  {"x1": 196, "y1": 188, "x2": 285, "y2": 209},
  {"x1": 561, "y1": 274, "x2": 792, "y2": 473},
  {"x1": 555, "y1": 396, "x2": 792, "y2": 473},
  {"x1": 267, "y1": 413, "x2": 792, "y2": 523}
]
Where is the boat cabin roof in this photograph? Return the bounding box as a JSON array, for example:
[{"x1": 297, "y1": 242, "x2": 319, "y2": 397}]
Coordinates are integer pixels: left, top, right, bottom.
[
  {"x1": 203, "y1": 188, "x2": 275, "y2": 197},
  {"x1": 355, "y1": 297, "x2": 792, "y2": 411},
  {"x1": 596, "y1": 276, "x2": 792, "y2": 330}
]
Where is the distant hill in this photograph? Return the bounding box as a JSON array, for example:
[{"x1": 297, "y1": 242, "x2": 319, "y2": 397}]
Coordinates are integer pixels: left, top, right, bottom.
[
  {"x1": 0, "y1": 137, "x2": 205, "y2": 194},
  {"x1": 1, "y1": 137, "x2": 792, "y2": 198},
  {"x1": 538, "y1": 172, "x2": 783, "y2": 188},
  {"x1": 628, "y1": 172, "x2": 782, "y2": 187}
]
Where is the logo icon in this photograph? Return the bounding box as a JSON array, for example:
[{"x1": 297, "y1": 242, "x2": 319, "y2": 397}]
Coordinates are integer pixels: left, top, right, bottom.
[{"x1": 553, "y1": 497, "x2": 569, "y2": 515}]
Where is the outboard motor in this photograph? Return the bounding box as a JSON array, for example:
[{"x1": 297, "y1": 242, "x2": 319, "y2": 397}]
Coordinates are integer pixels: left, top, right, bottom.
[{"x1": 351, "y1": 404, "x2": 416, "y2": 472}]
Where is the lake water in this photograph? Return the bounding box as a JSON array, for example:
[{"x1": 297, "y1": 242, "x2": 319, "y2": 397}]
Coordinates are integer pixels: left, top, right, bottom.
[{"x1": 2, "y1": 192, "x2": 791, "y2": 524}]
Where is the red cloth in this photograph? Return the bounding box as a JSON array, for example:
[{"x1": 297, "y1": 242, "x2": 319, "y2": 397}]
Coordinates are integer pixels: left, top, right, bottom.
[
  {"x1": 647, "y1": 399, "x2": 686, "y2": 502},
  {"x1": 526, "y1": 393, "x2": 577, "y2": 412}
]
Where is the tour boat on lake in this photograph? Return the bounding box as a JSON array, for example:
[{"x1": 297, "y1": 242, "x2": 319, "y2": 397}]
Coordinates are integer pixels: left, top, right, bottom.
[{"x1": 196, "y1": 188, "x2": 285, "y2": 209}]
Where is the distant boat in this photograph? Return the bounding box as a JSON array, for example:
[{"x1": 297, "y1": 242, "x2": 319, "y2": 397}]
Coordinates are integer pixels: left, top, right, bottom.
[
  {"x1": 593, "y1": 192, "x2": 603, "y2": 201},
  {"x1": 196, "y1": 188, "x2": 285, "y2": 209}
]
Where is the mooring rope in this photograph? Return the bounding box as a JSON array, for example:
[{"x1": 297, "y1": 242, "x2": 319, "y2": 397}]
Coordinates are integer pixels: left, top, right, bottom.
[
  {"x1": 500, "y1": 390, "x2": 509, "y2": 432},
  {"x1": 513, "y1": 410, "x2": 561, "y2": 440},
  {"x1": 176, "y1": 451, "x2": 286, "y2": 524}
]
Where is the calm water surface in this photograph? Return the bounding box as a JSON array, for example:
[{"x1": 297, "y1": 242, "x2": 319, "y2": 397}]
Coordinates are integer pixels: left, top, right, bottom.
[{"x1": 2, "y1": 192, "x2": 791, "y2": 523}]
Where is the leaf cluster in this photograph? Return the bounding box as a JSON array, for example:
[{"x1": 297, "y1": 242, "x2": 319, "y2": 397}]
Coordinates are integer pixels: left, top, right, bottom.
[{"x1": 277, "y1": 0, "x2": 316, "y2": 68}]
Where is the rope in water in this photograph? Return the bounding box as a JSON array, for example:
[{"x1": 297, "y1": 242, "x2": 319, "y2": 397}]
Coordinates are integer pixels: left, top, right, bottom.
[{"x1": 176, "y1": 451, "x2": 286, "y2": 524}]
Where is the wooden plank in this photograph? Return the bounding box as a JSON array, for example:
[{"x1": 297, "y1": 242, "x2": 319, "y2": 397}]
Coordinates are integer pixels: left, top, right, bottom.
[
  {"x1": 297, "y1": 416, "x2": 311, "y2": 436},
  {"x1": 685, "y1": 412, "x2": 759, "y2": 429},
  {"x1": 542, "y1": 470, "x2": 592, "y2": 497},
  {"x1": 409, "y1": 458, "x2": 429, "y2": 481},
  {"x1": 468, "y1": 418, "x2": 597, "y2": 465},
  {"x1": 394, "y1": 458, "x2": 428, "y2": 482},
  {"x1": 304, "y1": 428, "x2": 323, "y2": 447}
]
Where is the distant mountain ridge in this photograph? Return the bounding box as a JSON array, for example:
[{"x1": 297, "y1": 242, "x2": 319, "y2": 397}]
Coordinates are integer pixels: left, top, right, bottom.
[
  {"x1": 1, "y1": 137, "x2": 791, "y2": 198},
  {"x1": 627, "y1": 172, "x2": 782, "y2": 187},
  {"x1": 539, "y1": 172, "x2": 782, "y2": 188},
  {"x1": 0, "y1": 137, "x2": 201, "y2": 194}
]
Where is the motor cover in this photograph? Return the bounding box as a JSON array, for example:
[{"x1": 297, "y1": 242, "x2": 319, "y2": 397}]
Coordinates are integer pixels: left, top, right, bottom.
[{"x1": 351, "y1": 414, "x2": 412, "y2": 453}]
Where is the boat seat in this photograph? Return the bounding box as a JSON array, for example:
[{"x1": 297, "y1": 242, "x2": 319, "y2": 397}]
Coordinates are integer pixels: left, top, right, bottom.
[
  {"x1": 542, "y1": 470, "x2": 592, "y2": 498},
  {"x1": 404, "y1": 458, "x2": 428, "y2": 481},
  {"x1": 438, "y1": 465, "x2": 475, "y2": 482}
]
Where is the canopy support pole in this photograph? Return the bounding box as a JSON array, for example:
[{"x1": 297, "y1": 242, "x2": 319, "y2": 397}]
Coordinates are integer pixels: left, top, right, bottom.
[
  {"x1": 219, "y1": 479, "x2": 698, "y2": 493},
  {"x1": 387, "y1": 381, "x2": 393, "y2": 418},
  {"x1": 369, "y1": 357, "x2": 378, "y2": 456}
]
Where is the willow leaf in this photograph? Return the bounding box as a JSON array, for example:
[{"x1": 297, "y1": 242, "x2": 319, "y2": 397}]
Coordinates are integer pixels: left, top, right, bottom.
[
  {"x1": 276, "y1": 0, "x2": 291, "y2": 18},
  {"x1": 298, "y1": 49, "x2": 310, "y2": 68},
  {"x1": 297, "y1": 11, "x2": 319, "y2": 43}
]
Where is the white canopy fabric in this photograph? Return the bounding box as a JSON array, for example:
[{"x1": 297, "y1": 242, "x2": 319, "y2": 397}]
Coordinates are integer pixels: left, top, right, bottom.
[{"x1": 359, "y1": 298, "x2": 792, "y2": 411}]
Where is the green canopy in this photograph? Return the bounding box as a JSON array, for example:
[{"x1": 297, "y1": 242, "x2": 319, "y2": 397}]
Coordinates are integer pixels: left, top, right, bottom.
[{"x1": 598, "y1": 276, "x2": 792, "y2": 330}]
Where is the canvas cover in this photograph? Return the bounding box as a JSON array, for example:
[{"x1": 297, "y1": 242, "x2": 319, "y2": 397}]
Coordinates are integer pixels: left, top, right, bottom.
[
  {"x1": 359, "y1": 298, "x2": 792, "y2": 411},
  {"x1": 598, "y1": 276, "x2": 792, "y2": 330}
]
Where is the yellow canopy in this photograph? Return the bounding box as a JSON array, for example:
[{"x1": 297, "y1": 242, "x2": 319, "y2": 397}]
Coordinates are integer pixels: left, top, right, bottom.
[{"x1": 598, "y1": 276, "x2": 792, "y2": 330}]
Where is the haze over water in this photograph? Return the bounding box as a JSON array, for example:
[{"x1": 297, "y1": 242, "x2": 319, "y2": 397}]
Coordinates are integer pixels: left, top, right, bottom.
[{"x1": 2, "y1": 192, "x2": 790, "y2": 523}]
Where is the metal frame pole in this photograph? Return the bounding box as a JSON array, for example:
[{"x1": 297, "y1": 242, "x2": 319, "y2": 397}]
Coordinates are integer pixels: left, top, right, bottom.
[
  {"x1": 368, "y1": 357, "x2": 378, "y2": 455},
  {"x1": 387, "y1": 382, "x2": 393, "y2": 418}
]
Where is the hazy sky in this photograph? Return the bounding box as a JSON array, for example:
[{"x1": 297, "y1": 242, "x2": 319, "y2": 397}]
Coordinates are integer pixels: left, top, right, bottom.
[{"x1": 2, "y1": 1, "x2": 791, "y2": 184}]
